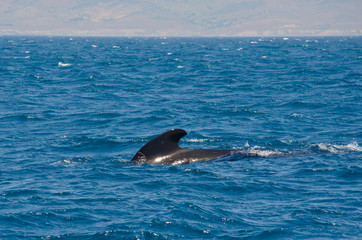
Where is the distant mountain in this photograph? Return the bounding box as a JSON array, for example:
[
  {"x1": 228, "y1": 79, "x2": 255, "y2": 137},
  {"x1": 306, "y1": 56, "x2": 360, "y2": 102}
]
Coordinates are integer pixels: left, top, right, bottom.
[{"x1": 1, "y1": 0, "x2": 361, "y2": 36}]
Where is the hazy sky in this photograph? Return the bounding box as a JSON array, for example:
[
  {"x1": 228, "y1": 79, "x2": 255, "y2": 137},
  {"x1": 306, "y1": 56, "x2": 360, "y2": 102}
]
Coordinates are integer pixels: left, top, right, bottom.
[{"x1": 1, "y1": 0, "x2": 361, "y2": 36}]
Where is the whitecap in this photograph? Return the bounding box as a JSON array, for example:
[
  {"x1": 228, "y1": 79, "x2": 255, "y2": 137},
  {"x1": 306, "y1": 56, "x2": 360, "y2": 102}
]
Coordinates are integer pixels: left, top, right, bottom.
[
  {"x1": 116, "y1": 158, "x2": 130, "y2": 164},
  {"x1": 291, "y1": 113, "x2": 303, "y2": 118},
  {"x1": 231, "y1": 145, "x2": 286, "y2": 157},
  {"x1": 316, "y1": 141, "x2": 362, "y2": 153},
  {"x1": 14, "y1": 56, "x2": 30, "y2": 59},
  {"x1": 184, "y1": 139, "x2": 208, "y2": 143},
  {"x1": 58, "y1": 62, "x2": 72, "y2": 67},
  {"x1": 51, "y1": 157, "x2": 92, "y2": 165},
  {"x1": 244, "y1": 147, "x2": 284, "y2": 157}
]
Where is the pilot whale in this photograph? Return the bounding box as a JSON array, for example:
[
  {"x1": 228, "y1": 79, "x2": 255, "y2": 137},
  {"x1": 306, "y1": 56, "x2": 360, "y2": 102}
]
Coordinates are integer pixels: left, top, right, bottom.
[{"x1": 131, "y1": 129, "x2": 234, "y2": 165}]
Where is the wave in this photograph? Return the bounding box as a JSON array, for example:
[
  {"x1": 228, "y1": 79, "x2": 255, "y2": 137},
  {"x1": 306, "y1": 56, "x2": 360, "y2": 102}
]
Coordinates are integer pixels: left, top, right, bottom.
[
  {"x1": 230, "y1": 140, "x2": 362, "y2": 159},
  {"x1": 243, "y1": 146, "x2": 285, "y2": 157},
  {"x1": 14, "y1": 56, "x2": 30, "y2": 59},
  {"x1": 0, "y1": 114, "x2": 44, "y2": 121},
  {"x1": 58, "y1": 62, "x2": 72, "y2": 67},
  {"x1": 183, "y1": 138, "x2": 219, "y2": 143},
  {"x1": 313, "y1": 141, "x2": 362, "y2": 153},
  {"x1": 51, "y1": 157, "x2": 93, "y2": 165}
]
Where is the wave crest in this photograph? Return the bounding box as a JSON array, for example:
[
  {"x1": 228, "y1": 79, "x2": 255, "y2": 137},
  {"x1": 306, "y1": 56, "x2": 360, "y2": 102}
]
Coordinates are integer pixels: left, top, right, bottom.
[
  {"x1": 244, "y1": 147, "x2": 285, "y2": 157},
  {"x1": 315, "y1": 141, "x2": 362, "y2": 153}
]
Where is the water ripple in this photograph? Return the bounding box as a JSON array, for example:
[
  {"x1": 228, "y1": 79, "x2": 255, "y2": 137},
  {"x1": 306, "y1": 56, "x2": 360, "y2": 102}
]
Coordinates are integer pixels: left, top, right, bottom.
[{"x1": 0, "y1": 36, "x2": 361, "y2": 239}]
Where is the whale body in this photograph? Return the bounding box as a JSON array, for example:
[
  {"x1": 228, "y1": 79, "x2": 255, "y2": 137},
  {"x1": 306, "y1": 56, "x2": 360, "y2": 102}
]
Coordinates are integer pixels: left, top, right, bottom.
[{"x1": 131, "y1": 129, "x2": 234, "y2": 165}]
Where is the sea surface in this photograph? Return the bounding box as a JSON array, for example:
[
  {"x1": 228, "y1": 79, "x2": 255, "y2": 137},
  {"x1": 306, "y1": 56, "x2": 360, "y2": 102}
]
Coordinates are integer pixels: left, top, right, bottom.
[{"x1": 0, "y1": 36, "x2": 361, "y2": 239}]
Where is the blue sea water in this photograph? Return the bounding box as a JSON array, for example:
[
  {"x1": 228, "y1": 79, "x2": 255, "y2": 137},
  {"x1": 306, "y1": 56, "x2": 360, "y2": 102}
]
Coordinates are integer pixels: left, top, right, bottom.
[{"x1": 0, "y1": 36, "x2": 361, "y2": 239}]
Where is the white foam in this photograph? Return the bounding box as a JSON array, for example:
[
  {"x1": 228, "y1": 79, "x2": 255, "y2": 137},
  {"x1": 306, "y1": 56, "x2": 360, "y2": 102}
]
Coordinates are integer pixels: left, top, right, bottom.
[
  {"x1": 244, "y1": 147, "x2": 284, "y2": 157},
  {"x1": 52, "y1": 157, "x2": 92, "y2": 165},
  {"x1": 230, "y1": 146, "x2": 285, "y2": 157},
  {"x1": 14, "y1": 56, "x2": 30, "y2": 59},
  {"x1": 316, "y1": 141, "x2": 362, "y2": 153},
  {"x1": 184, "y1": 138, "x2": 209, "y2": 143},
  {"x1": 291, "y1": 113, "x2": 303, "y2": 117},
  {"x1": 58, "y1": 62, "x2": 72, "y2": 67}
]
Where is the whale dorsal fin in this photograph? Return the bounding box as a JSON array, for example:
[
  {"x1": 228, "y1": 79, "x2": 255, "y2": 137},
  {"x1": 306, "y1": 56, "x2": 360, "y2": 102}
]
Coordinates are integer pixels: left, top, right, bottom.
[{"x1": 132, "y1": 129, "x2": 187, "y2": 163}]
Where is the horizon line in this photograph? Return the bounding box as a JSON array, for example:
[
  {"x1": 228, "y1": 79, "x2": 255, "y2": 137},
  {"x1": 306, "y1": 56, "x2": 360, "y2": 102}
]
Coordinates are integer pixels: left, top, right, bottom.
[{"x1": 2, "y1": 34, "x2": 362, "y2": 38}]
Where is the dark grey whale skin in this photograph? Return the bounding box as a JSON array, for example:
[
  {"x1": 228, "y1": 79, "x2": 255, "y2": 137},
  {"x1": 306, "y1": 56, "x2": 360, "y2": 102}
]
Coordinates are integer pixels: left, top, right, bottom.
[{"x1": 131, "y1": 129, "x2": 234, "y2": 165}]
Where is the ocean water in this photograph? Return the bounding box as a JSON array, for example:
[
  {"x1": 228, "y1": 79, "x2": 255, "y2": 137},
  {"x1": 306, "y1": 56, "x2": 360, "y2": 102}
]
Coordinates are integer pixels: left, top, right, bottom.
[{"x1": 0, "y1": 36, "x2": 361, "y2": 239}]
